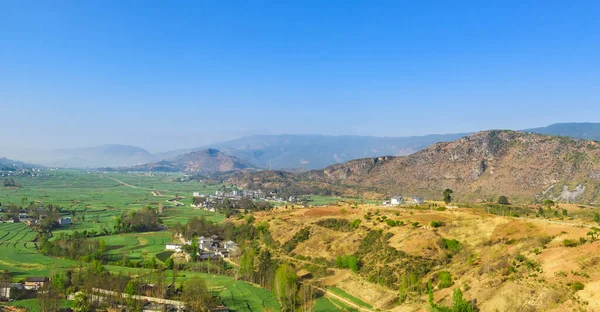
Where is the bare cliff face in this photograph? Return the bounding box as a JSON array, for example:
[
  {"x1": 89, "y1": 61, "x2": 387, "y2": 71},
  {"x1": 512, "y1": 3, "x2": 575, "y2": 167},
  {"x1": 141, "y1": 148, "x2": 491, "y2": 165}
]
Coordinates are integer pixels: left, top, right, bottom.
[{"x1": 229, "y1": 131, "x2": 600, "y2": 203}]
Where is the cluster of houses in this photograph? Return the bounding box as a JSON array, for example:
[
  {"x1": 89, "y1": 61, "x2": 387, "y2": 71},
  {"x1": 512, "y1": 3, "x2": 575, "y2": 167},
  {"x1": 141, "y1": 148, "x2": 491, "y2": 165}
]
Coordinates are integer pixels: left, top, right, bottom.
[
  {"x1": 1, "y1": 277, "x2": 50, "y2": 300},
  {"x1": 0, "y1": 168, "x2": 44, "y2": 178},
  {"x1": 383, "y1": 195, "x2": 425, "y2": 206},
  {"x1": 191, "y1": 189, "x2": 308, "y2": 211},
  {"x1": 166, "y1": 235, "x2": 240, "y2": 260},
  {"x1": 0, "y1": 208, "x2": 71, "y2": 227}
]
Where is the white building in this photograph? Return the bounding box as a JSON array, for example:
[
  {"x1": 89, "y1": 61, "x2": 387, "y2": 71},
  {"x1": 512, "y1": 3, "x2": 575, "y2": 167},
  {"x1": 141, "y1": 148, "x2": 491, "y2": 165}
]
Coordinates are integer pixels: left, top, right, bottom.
[
  {"x1": 391, "y1": 196, "x2": 403, "y2": 205},
  {"x1": 166, "y1": 243, "x2": 183, "y2": 252}
]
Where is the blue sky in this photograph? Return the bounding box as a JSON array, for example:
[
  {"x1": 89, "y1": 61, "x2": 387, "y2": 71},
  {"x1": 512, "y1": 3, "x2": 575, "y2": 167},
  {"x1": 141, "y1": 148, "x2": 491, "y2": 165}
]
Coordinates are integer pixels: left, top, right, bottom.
[{"x1": 1, "y1": 1, "x2": 599, "y2": 152}]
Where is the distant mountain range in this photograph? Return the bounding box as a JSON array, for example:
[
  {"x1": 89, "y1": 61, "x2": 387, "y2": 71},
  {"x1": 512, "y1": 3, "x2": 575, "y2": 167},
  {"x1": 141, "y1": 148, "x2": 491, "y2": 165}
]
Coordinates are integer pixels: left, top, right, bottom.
[
  {"x1": 228, "y1": 130, "x2": 600, "y2": 203},
  {"x1": 3, "y1": 122, "x2": 600, "y2": 170}
]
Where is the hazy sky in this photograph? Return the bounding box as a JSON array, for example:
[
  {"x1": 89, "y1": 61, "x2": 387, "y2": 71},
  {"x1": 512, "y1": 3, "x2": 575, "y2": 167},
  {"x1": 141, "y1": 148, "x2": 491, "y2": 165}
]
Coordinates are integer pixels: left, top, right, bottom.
[{"x1": 1, "y1": 1, "x2": 599, "y2": 152}]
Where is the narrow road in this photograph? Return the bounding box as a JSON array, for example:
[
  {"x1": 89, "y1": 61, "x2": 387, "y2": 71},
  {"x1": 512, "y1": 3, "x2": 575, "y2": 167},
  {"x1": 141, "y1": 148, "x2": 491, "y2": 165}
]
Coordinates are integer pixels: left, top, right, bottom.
[{"x1": 101, "y1": 175, "x2": 149, "y2": 190}]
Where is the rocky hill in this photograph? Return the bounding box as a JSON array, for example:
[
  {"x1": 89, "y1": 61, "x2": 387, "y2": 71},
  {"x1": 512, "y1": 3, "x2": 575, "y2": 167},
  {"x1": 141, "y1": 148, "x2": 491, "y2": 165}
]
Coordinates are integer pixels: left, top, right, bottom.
[
  {"x1": 131, "y1": 148, "x2": 257, "y2": 173},
  {"x1": 229, "y1": 131, "x2": 600, "y2": 203}
]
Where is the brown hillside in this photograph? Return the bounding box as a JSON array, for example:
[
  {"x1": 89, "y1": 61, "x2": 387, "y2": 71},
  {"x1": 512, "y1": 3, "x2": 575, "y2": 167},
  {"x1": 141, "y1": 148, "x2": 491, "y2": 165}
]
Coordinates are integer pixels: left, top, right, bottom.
[
  {"x1": 230, "y1": 131, "x2": 600, "y2": 203},
  {"x1": 133, "y1": 148, "x2": 257, "y2": 173}
]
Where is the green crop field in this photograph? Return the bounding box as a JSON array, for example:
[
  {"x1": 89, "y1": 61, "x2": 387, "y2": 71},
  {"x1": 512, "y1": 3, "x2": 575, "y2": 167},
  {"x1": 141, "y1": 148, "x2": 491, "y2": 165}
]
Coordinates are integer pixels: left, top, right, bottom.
[
  {"x1": 313, "y1": 297, "x2": 342, "y2": 311},
  {"x1": 0, "y1": 223, "x2": 76, "y2": 279},
  {"x1": 92, "y1": 231, "x2": 174, "y2": 263},
  {"x1": 327, "y1": 287, "x2": 372, "y2": 309}
]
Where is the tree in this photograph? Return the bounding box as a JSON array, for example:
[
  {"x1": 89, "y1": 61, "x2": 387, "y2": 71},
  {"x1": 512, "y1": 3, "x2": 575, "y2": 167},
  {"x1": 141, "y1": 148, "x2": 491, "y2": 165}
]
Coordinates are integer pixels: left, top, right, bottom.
[
  {"x1": 273, "y1": 263, "x2": 299, "y2": 311},
  {"x1": 165, "y1": 257, "x2": 174, "y2": 270},
  {"x1": 183, "y1": 276, "x2": 213, "y2": 312},
  {"x1": 497, "y1": 196, "x2": 510, "y2": 205},
  {"x1": 299, "y1": 282, "x2": 316, "y2": 312},
  {"x1": 257, "y1": 249, "x2": 274, "y2": 288},
  {"x1": 594, "y1": 212, "x2": 600, "y2": 225},
  {"x1": 239, "y1": 248, "x2": 255, "y2": 282},
  {"x1": 443, "y1": 189, "x2": 453, "y2": 205},
  {"x1": 124, "y1": 280, "x2": 142, "y2": 312},
  {"x1": 38, "y1": 284, "x2": 61, "y2": 312},
  {"x1": 73, "y1": 291, "x2": 91, "y2": 312},
  {"x1": 542, "y1": 199, "x2": 555, "y2": 208}
]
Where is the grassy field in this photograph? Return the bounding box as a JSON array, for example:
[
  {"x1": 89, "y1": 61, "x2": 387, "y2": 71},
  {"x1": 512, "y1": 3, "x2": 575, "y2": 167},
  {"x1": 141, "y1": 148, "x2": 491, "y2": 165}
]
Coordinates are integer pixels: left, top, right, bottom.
[{"x1": 3, "y1": 299, "x2": 73, "y2": 312}]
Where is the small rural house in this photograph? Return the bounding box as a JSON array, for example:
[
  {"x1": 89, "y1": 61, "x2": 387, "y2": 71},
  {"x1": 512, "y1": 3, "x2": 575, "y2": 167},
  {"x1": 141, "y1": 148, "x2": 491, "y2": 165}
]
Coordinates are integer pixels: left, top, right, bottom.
[
  {"x1": 1, "y1": 282, "x2": 23, "y2": 300},
  {"x1": 165, "y1": 243, "x2": 183, "y2": 252},
  {"x1": 24, "y1": 277, "x2": 49, "y2": 290},
  {"x1": 412, "y1": 197, "x2": 425, "y2": 204},
  {"x1": 58, "y1": 217, "x2": 71, "y2": 226},
  {"x1": 391, "y1": 196, "x2": 403, "y2": 206}
]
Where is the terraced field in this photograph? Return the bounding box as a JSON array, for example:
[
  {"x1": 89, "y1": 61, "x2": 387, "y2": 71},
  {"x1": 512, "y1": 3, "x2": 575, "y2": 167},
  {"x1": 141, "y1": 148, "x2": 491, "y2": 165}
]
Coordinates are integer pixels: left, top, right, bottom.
[
  {"x1": 219, "y1": 280, "x2": 281, "y2": 311},
  {"x1": 93, "y1": 232, "x2": 174, "y2": 263},
  {"x1": 0, "y1": 223, "x2": 75, "y2": 278}
]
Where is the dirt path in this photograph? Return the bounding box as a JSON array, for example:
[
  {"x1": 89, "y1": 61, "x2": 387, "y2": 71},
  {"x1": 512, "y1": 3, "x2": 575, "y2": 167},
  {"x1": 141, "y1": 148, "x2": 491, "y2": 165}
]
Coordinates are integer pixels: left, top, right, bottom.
[{"x1": 102, "y1": 175, "x2": 150, "y2": 190}]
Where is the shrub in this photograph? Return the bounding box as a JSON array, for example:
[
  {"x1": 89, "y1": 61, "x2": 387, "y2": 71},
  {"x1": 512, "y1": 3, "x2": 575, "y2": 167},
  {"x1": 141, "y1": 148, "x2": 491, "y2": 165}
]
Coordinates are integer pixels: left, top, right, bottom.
[
  {"x1": 572, "y1": 281, "x2": 584, "y2": 291},
  {"x1": 498, "y1": 196, "x2": 510, "y2": 205},
  {"x1": 282, "y1": 228, "x2": 310, "y2": 252},
  {"x1": 335, "y1": 255, "x2": 359, "y2": 272},
  {"x1": 441, "y1": 238, "x2": 461, "y2": 254},
  {"x1": 430, "y1": 221, "x2": 445, "y2": 228},
  {"x1": 563, "y1": 239, "x2": 578, "y2": 247},
  {"x1": 438, "y1": 271, "x2": 453, "y2": 288}
]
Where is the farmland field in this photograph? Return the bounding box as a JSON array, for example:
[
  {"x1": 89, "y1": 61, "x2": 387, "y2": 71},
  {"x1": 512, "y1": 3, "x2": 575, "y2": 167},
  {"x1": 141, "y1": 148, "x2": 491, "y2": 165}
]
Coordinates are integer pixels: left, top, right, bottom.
[
  {"x1": 328, "y1": 287, "x2": 373, "y2": 309},
  {"x1": 0, "y1": 169, "x2": 286, "y2": 311},
  {"x1": 0, "y1": 223, "x2": 75, "y2": 279}
]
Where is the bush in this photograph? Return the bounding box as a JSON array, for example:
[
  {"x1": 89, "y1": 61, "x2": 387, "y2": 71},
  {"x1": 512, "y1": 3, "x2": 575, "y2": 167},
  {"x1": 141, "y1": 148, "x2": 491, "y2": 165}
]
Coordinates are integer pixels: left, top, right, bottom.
[
  {"x1": 282, "y1": 228, "x2": 310, "y2": 252},
  {"x1": 572, "y1": 281, "x2": 584, "y2": 291},
  {"x1": 441, "y1": 238, "x2": 461, "y2": 254},
  {"x1": 335, "y1": 255, "x2": 359, "y2": 272},
  {"x1": 430, "y1": 221, "x2": 445, "y2": 228},
  {"x1": 498, "y1": 196, "x2": 510, "y2": 205},
  {"x1": 438, "y1": 271, "x2": 453, "y2": 288},
  {"x1": 563, "y1": 239, "x2": 578, "y2": 247}
]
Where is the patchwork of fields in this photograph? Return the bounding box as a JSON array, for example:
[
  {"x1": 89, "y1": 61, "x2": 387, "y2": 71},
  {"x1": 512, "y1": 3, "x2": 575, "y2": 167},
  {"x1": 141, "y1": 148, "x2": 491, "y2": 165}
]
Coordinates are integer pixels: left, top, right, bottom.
[
  {"x1": 0, "y1": 170, "x2": 352, "y2": 311},
  {"x1": 0, "y1": 223, "x2": 75, "y2": 278}
]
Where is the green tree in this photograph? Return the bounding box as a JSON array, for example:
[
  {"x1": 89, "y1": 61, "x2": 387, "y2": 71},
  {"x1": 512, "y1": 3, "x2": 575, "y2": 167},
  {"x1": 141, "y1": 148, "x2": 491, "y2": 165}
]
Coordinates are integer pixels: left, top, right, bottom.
[
  {"x1": 594, "y1": 212, "x2": 600, "y2": 225},
  {"x1": 273, "y1": 263, "x2": 299, "y2": 311},
  {"x1": 239, "y1": 248, "x2": 255, "y2": 282},
  {"x1": 73, "y1": 292, "x2": 91, "y2": 312},
  {"x1": 497, "y1": 196, "x2": 509, "y2": 205},
  {"x1": 164, "y1": 257, "x2": 174, "y2": 270},
  {"x1": 257, "y1": 249, "x2": 274, "y2": 288},
  {"x1": 125, "y1": 280, "x2": 142, "y2": 312},
  {"x1": 542, "y1": 199, "x2": 555, "y2": 208},
  {"x1": 443, "y1": 189, "x2": 453, "y2": 204},
  {"x1": 183, "y1": 276, "x2": 213, "y2": 312}
]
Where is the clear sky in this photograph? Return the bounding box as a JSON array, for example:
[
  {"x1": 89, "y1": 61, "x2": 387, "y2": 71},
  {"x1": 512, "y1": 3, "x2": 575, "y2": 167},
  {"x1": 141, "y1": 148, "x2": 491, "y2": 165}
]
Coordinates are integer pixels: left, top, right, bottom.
[{"x1": 1, "y1": 1, "x2": 599, "y2": 152}]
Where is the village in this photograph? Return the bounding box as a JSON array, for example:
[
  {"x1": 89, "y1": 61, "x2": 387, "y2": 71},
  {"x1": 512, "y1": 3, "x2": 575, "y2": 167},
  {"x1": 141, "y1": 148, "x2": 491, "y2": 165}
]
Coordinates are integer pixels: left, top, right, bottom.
[
  {"x1": 165, "y1": 234, "x2": 240, "y2": 261},
  {"x1": 190, "y1": 188, "x2": 311, "y2": 212}
]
